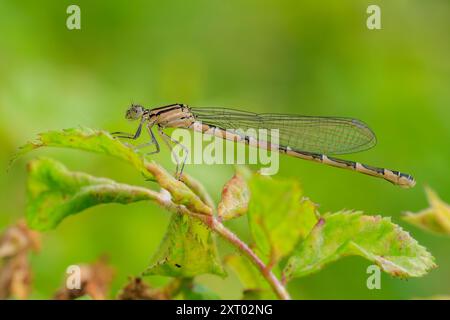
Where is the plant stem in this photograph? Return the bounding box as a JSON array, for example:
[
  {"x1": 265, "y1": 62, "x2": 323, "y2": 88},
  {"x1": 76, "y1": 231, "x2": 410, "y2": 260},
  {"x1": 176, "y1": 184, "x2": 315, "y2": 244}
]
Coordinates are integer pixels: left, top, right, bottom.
[
  {"x1": 152, "y1": 194, "x2": 291, "y2": 300},
  {"x1": 203, "y1": 216, "x2": 291, "y2": 300},
  {"x1": 144, "y1": 163, "x2": 290, "y2": 299}
]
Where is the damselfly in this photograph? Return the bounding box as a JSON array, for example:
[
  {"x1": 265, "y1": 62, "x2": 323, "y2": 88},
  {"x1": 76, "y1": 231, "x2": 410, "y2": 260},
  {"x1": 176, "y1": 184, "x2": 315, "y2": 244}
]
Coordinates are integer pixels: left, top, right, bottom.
[{"x1": 112, "y1": 103, "x2": 415, "y2": 188}]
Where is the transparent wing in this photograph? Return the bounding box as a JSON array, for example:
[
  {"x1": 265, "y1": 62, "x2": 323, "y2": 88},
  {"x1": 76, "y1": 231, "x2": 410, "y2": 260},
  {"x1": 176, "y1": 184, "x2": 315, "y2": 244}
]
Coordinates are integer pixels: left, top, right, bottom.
[{"x1": 190, "y1": 107, "x2": 377, "y2": 155}]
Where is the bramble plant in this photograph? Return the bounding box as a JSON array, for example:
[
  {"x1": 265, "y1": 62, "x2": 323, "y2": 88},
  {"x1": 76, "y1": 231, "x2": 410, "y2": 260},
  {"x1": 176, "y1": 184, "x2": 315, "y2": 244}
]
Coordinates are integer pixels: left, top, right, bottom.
[{"x1": 8, "y1": 127, "x2": 437, "y2": 300}]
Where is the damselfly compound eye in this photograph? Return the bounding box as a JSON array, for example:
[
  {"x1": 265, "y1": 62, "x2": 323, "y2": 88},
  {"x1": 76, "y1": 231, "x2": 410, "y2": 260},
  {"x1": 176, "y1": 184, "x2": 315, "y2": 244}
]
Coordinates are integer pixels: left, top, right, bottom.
[{"x1": 125, "y1": 104, "x2": 144, "y2": 120}]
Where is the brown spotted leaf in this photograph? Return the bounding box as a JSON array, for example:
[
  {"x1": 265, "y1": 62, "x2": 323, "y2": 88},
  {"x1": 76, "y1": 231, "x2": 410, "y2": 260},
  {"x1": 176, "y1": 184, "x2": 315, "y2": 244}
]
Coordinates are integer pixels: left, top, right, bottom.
[
  {"x1": 13, "y1": 127, "x2": 211, "y2": 215},
  {"x1": 26, "y1": 157, "x2": 163, "y2": 231},
  {"x1": 218, "y1": 173, "x2": 250, "y2": 220},
  {"x1": 143, "y1": 214, "x2": 226, "y2": 278},
  {"x1": 283, "y1": 211, "x2": 436, "y2": 282}
]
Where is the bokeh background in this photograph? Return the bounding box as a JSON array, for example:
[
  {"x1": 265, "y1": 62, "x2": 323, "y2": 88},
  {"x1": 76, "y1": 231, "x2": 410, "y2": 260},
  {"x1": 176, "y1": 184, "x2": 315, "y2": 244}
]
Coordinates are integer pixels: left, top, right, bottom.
[{"x1": 0, "y1": 0, "x2": 449, "y2": 299}]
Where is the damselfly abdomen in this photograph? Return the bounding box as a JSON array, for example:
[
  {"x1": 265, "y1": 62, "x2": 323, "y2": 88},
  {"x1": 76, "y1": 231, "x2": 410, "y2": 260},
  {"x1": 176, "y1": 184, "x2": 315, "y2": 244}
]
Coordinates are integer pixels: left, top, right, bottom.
[{"x1": 112, "y1": 103, "x2": 415, "y2": 188}]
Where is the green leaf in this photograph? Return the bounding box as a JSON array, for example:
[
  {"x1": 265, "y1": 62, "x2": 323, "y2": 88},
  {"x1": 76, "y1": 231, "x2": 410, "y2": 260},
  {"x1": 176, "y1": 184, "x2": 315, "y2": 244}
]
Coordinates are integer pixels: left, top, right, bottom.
[
  {"x1": 21, "y1": 130, "x2": 223, "y2": 279},
  {"x1": 12, "y1": 127, "x2": 150, "y2": 178},
  {"x1": 218, "y1": 173, "x2": 250, "y2": 220},
  {"x1": 26, "y1": 157, "x2": 160, "y2": 231},
  {"x1": 403, "y1": 187, "x2": 450, "y2": 235},
  {"x1": 224, "y1": 254, "x2": 266, "y2": 289},
  {"x1": 179, "y1": 281, "x2": 221, "y2": 300},
  {"x1": 283, "y1": 211, "x2": 436, "y2": 281},
  {"x1": 143, "y1": 214, "x2": 226, "y2": 278},
  {"x1": 13, "y1": 127, "x2": 211, "y2": 215},
  {"x1": 247, "y1": 175, "x2": 318, "y2": 264},
  {"x1": 224, "y1": 254, "x2": 277, "y2": 300}
]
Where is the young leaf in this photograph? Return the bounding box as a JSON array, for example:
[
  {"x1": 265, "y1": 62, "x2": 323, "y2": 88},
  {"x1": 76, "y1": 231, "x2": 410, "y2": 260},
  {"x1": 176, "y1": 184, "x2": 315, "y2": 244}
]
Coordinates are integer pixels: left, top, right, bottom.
[
  {"x1": 26, "y1": 157, "x2": 161, "y2": 230},
  {"x1": 403, "y1": 187, "x2": 450, "y2": 235},
  {"x1": 14, "y1": 127, "x2": 211, "y2": 215},
  {"x1": 143, "y1": 214, "x2": 226, "y2": 278},
  {"x1": 283, "y1": 211, "x2": 436, "y2": 282},
  {"x1": 218, "y1": 173, "x2": 250, "y2": 220},
  {"x1": 247, "y1": 175, "x2": 318, "y2": 264}
]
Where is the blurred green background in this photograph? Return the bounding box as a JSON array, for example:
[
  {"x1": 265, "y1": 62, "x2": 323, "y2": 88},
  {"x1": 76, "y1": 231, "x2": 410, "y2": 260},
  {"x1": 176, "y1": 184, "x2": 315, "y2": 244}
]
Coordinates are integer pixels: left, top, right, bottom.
[{"x1": 1, "y1": 0, "x2": 449, "y2": 299}]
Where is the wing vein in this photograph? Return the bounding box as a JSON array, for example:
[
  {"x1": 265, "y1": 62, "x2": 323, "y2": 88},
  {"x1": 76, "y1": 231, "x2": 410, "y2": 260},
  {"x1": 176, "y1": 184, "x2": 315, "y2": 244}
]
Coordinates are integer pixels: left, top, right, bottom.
[{"x1": 190, "y1": 107, "x2": 377, "y2": 155}]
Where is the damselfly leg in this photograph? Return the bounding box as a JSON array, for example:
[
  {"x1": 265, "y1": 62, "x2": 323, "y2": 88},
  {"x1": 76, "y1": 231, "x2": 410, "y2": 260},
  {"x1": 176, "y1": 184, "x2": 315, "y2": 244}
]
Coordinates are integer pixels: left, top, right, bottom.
[
  {"x1": 111, "y1": 119, "x2": 144, "y2": 139},
  {"x1": 157, "y1": 126, "x2": 189, "y2": 179},
  {"x1": 112, "y1": 121, "x2": 160, "y2": 154},
  {"x1": 141, "y1": 125, "x2": 160, "y2": 155}
]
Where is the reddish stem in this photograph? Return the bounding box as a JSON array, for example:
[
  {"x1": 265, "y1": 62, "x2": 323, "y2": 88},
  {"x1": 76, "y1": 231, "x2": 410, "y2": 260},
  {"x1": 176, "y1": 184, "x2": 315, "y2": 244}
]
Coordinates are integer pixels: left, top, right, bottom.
[{"x1": 198, "y1": 215, "x2": 291, "y2": 300}]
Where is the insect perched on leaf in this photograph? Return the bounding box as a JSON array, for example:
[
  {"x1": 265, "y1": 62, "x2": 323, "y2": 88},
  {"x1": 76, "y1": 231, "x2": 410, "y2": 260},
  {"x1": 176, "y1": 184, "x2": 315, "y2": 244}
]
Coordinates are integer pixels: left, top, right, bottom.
[{"x1": 113, "y1": 103, "x2": 415, "y2": 188}]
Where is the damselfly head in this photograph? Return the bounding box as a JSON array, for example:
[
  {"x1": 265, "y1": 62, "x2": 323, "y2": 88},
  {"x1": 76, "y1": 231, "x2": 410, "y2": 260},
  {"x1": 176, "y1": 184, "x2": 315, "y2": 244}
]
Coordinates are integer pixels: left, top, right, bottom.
[{"x1": 125, "y1": 104, "x2": 144, "y2": 120}]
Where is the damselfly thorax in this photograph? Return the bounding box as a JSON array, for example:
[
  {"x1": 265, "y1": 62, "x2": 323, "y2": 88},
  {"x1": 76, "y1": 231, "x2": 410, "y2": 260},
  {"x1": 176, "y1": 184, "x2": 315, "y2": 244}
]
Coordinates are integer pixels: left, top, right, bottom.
[{"x1": 112, "y1": 103, "x2": 415, "y2": 188}]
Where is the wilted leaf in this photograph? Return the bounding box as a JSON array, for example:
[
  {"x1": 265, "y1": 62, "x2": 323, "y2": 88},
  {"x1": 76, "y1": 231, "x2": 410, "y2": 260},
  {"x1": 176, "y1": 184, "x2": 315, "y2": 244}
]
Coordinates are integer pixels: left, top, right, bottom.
[
  {"x1": 247, "y1": 175, "x2": 317, "y2": 265},
  {"x1": 0, "y1": 221, "x2": 40, "y2": 299},
  {"x1": 218, "y1": 173, "x2": 250, "y2": 220},
  {"x1": 0, "y1": 220, "x2": 40, "y2": 258},
  {"x1": 117, "y1": 277, "x2": 169, "y2": 300},
  {"x1": 117, "y1": 277, "x2": 218, "y2": 300},
  {"x1": 283, "y1": 211, "x2": 436, "y2": 282},
  {"x1": 403, "y1": 187, "x2": 450, "y2": 235},
  {"x1": 54, "y1": 256, "x2": 114, "y2": 300},
  {"x1": 26, "y1": 157, "x2": 162, "y2": 230},
  {"x1": 13, "y1": 127, "x2": 211, "y2": 215},
  {"x1": 143, "y1": 214, "x2": 226, "y2": 278}
]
